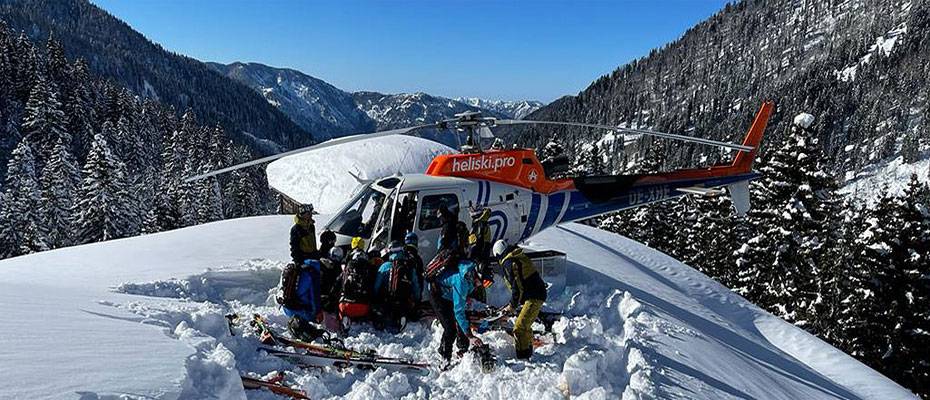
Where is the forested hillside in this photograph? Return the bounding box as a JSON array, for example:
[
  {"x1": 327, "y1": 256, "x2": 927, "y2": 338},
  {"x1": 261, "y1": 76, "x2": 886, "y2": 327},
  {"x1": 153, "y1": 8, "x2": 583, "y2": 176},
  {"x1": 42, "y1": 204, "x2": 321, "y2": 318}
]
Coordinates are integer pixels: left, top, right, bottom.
[
  {"x1": 515, "y1": 0, "x2": 928, "y2": 178},
  {"x1": 0, "y1": 22, "x2": 269, "y2": 259},
  {"x1": 0, "y1": 0, "x2": 313, "y2": 153},
  {"x1": 513, "y1": 0, "x2": 930, "y2": 395}
]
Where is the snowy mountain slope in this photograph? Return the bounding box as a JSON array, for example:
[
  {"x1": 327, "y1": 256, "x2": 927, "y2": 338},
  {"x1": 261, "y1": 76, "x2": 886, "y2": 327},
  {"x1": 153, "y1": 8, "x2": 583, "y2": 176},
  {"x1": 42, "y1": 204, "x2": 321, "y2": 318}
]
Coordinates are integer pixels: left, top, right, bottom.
[
  {"x1": 265, "y1": 134, "x2": 454, "y2": 213},
  {"x1": 455, "y1": 97, "x2": 544, "y2": 120},
  {"x1": 352, "y1": 91, "x2": 509, "y2": 130},
  {"x1": 840, "y1": 154, "x2": 930, "y2": 204},
  {"x1": 0, "y1": 215, "x2": 914, "y2": 399},
  {"x1": 208, "y1": 62, "x2": 375, "y2": 140}
]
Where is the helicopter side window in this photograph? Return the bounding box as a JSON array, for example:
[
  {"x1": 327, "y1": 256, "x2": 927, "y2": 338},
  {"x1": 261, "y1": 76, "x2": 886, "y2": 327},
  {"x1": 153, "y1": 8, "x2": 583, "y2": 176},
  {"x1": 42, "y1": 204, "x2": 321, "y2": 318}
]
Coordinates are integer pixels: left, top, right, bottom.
[
  {"x1": 419, "y1": 194, "x2": 459, "y2": 231},
  {"x1": 391, "y1": 192, "x2": 418, "y2": 241}
]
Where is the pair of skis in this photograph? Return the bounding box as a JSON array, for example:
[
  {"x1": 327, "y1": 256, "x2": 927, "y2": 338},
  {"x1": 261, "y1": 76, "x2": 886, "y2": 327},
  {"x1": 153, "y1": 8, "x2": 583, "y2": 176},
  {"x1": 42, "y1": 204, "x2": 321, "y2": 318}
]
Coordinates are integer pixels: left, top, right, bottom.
[
  {"x1": 241, "y1": 373, "x2": 309, "y2": 399},
  {"x1": 244, "y1": 314, "x2": 432, "y2": 374}
]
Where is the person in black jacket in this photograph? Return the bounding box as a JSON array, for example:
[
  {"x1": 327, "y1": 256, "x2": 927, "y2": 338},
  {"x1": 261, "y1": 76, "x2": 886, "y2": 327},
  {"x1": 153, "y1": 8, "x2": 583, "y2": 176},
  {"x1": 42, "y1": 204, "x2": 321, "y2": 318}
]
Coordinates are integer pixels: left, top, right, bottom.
[
  {"x1": 291, "y1": 204, "x2": 319, "y2": 265},
  {"x1": 437, "y1": 204, "x2": 460, "y2": 253}
]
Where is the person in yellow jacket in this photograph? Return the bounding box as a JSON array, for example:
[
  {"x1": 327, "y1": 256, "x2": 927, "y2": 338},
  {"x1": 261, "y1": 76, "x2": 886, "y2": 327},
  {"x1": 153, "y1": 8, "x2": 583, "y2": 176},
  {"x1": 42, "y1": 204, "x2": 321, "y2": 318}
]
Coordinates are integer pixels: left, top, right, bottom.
[
  {"x1": 492, "y1": 239, "x2": 547, "y2": 360},
  {"x1": 290, "y1": 204, "x2": 318, "y2": 265}
]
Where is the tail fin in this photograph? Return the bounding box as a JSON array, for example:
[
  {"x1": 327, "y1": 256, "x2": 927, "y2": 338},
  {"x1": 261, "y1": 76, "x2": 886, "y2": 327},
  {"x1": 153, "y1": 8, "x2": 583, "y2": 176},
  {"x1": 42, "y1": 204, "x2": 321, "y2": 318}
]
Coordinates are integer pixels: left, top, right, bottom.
[{"x1": 731, "y1": 101, "x2": 775, "y2": 172}]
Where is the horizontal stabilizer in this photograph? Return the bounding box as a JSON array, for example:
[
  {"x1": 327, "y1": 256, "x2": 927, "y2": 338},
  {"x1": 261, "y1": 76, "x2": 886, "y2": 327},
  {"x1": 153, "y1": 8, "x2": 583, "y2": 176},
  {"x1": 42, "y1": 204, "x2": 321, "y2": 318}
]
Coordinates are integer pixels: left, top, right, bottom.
[{"x1": 676, "y1": 186, "x2": 725, "y2": 196}]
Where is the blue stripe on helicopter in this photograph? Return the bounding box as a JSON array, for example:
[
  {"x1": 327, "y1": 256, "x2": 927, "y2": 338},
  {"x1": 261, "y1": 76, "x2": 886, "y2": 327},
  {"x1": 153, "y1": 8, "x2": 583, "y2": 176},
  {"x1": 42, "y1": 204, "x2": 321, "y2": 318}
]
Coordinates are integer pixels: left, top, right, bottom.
[
  {"x1": 483, "y1": 181, "x2": 491, "y2": 206},
  {"x1": 559, "y1": 173, "x2": 758, "y2": 222},
  {"x1": 488, "y1": 210, "x2": 508, "y2": 243},
  {"x1": 520, "y1": 193, "x2": 541, "y2": 241},
  {"x1": 539, "y1": 192, "x2": 565, "y2": 231},
  {"x1": 475, "y1": 181, "x2": 484, "y2": 207}
]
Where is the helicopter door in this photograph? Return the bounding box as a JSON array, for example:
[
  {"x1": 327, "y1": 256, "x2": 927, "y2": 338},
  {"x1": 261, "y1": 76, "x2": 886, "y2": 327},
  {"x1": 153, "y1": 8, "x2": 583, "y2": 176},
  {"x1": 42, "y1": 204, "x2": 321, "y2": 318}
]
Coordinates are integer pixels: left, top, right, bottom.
[
  {"x1": 414, "y1": 190, "x2": 461, "y2": 262},
  {"x1": 368, "y1": 185, "x2": 401, "y2": 253}
]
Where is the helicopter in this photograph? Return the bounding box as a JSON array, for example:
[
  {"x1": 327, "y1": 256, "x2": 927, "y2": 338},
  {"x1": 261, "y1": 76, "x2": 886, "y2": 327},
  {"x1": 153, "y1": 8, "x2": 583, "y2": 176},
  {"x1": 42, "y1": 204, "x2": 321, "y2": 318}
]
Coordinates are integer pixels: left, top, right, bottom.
[{"x1": 187, "y1": 101, "x2": 775, "y2": 262}]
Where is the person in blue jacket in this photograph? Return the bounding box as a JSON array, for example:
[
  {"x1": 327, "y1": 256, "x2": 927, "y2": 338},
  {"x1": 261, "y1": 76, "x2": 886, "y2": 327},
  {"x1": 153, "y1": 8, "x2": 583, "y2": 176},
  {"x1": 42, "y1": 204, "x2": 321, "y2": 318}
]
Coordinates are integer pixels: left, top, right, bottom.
[
  {"x1": 281, "y1": 259, "x2": 324, "y2": 342},
  {"x1": 373, "y1": 241, "x2": 421, "y2": 331},
  {"x1": 428, "y1": 259, "x2": 485, "y2": 362}
]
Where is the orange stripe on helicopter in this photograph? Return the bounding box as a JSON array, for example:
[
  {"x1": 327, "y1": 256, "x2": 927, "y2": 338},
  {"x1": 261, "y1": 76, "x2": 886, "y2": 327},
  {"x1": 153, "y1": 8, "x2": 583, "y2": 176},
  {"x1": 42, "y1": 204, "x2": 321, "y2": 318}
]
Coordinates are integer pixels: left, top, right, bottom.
[{"x1": 426, "y1": 101, "x2": 774, "y2": 194}]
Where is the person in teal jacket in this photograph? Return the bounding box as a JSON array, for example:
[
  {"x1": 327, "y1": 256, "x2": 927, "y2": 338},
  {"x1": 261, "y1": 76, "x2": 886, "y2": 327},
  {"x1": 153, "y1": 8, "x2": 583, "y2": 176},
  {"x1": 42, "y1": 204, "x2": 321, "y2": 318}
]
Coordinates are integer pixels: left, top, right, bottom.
[{"x1": 428, "y1": 259, "x2": 484, "y2": 362}]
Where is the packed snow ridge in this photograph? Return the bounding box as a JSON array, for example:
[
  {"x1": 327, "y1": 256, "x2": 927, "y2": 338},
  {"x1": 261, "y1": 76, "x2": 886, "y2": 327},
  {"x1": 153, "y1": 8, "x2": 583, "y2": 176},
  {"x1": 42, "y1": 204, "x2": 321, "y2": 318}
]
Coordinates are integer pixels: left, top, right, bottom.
[{"x1": 0, "y1": 135, "x2": 916, "y2": 399}]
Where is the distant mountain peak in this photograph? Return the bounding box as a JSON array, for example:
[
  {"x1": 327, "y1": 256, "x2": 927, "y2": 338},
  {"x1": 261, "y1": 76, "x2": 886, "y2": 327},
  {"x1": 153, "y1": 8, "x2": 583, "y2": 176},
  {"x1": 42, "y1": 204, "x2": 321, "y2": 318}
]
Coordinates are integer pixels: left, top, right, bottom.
[{"x1": 455, "y1": 97, "x2": 544, "y2": 119}]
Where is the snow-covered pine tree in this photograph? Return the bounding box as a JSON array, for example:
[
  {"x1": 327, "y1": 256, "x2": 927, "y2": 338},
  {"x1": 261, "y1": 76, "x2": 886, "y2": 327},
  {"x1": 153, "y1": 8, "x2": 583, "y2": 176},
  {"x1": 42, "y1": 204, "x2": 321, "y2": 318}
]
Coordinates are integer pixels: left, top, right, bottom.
[
  {"x1": 74, "y1": 128, "x2": 134, "y2": 243},
  {"x1": 62, "y1": 59, "x2": 97, "y2": 160},
  {"x1": 223, "y1": 145, "x2": 260, "y2": 218},
  {"x1": 39, "y1": 137, "x2": 80, "y2": 248},
  {"x1": 20, "y1": 71, "x2": 69, "y2": 167},
  {"x1": 0, "y1": 138, "x2": 48, "y2": 257}
]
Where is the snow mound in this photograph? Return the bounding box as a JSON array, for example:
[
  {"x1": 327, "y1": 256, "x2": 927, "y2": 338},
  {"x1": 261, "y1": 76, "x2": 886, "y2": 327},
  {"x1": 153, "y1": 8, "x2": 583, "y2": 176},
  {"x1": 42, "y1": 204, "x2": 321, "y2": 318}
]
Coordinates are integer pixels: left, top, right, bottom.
[{"x1": 266, "y1": 135, "x2": 453, "y2": 213}]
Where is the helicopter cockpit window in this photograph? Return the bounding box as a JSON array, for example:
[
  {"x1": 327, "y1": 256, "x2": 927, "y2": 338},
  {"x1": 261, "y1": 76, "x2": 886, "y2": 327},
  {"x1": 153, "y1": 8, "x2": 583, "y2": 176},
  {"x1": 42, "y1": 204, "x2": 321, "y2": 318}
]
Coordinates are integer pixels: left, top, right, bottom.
[
  {"x1": 328, "y1": 185, "x2": 386, "y2": 238},
  {"x1": 377, "y1": 177, "x2": 401, "y2": 190},
  {"x1": 419, "y1": 194, "x2": 459, "y2": 231}
]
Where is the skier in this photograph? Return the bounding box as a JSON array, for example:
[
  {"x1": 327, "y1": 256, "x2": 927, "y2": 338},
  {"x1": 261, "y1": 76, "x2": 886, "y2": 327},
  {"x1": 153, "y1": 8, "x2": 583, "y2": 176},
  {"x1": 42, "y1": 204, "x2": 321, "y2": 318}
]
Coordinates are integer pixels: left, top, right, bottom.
[
  {"x1": 338, "y1": 250, "x2": 374, "y2": 320},
  {"x1": 468, "y1": 208, "x2": 492, "y2": 263},
  {"x1": 437, "y1": 203, "x2": 461, "y2": 252},
  {"x1": 403, "y1": 231, "x2": 425, "y2": 301},
  {"x1": 467, "y1": 208, "x2": 493, "y2": 302},
  {"x1": 319, "y1": 246, "x2": 345, "y2": 334},
  {"x1": 372, "y1": 240, "x2": 422, "y2": 331},
  {"x1": 429, "y1": 259, "x2": 487, "y2": 364},
  {"x1": 277, "y1": 258, "x2": 325, "y2": 342},
  {"x1": 349, "y1": 236, "x2": 366, "y2": 260},
  {"x1": 492, "y1": 239, "x2": 547, "y2": 360},
  {"x1": 290, "y1": 204, "x2": 318, "y2": 265}
]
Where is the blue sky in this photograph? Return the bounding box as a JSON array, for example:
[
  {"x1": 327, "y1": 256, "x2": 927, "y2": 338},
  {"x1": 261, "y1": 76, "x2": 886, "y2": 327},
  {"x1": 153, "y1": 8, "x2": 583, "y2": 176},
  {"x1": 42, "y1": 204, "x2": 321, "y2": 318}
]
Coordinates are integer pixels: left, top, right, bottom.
[{"x1": 92, "y1": 1, "x2": 728, "y2": 102}]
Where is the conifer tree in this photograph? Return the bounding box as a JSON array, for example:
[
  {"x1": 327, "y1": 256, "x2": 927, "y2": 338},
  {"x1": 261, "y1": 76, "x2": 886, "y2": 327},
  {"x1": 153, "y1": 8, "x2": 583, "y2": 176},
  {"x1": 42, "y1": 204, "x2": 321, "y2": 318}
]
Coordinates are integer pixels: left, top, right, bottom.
[
  {"x1": 74, "y1": 129, "x2": 134, "y2": 243},
  {"x1": 39, "y1": 137, "x2": 79, "y2": 248},
  {"x1": 0, "y1": 138, "x2": 47, "y2": 257},
  {"x1": 20, "y1": 72, "x2": 69, "y2": 166}
]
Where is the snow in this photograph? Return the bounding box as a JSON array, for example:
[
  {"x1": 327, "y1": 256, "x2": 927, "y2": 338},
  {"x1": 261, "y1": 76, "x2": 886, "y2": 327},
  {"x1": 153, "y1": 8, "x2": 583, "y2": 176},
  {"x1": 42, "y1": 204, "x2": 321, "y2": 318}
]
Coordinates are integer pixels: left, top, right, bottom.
[
  {"x1": 835, "y1": 24, "x2": 907, "y2": 82},
  {"x1": 265, "y1": 134, "x2": 453, "y2": 213},
  {"x1": 840, "y1": 155, "x2": 930, "y2": 204},
  {"x1": 0, "y1": 135, "x2": 918, "y2": 399},
  {"x1": 0, "y1": 215, "x2": 915, "y2": 399},
  {"x1": 794, "y1": 113, "x2": 815, "y2": 129}
]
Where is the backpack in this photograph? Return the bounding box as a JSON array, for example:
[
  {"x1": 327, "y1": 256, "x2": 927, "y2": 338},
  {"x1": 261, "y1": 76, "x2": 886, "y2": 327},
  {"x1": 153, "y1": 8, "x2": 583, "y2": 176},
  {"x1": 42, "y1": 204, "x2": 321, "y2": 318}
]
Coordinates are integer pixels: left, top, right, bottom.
[
  {"x1": 387, "y1": 258, "x2": 414, "y2": 305},
  {"x1": 425, "y1": 247, "x2": 459, "y2": 282},
  {"x1": 276, "y1": 262, "x2": 302, "y2": 309},
  {"x1": 341, "y1": 258, "x2": 371, "y2": 303}
]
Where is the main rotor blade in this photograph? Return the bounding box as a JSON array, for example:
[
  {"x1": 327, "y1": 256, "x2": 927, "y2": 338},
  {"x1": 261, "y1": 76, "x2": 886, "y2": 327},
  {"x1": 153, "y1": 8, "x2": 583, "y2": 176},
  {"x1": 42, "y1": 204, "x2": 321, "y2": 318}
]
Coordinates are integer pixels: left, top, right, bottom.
[
  {"x1": 184, "y1": 123, "x2": 439, "y2": 182},
  {"x1": 496, "y1": 119, "x2": 753, "y2": 152}
]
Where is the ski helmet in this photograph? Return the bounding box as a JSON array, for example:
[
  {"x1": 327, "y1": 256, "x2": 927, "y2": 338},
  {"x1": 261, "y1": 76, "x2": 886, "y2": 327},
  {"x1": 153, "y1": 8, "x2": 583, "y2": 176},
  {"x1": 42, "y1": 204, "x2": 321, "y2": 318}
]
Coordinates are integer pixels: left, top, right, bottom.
[
  {"x1": 298, "y1": 203, "x2": 316, "y2": 216},
  {"x1": 404, "y1": 231, "x2": 418, "y2": 246},
  {"x1": 388, "y1": 240, "x2": 405, "y2": 254},
  {"x1": 329, "y1": 246, "x2": 345, "y2": 262},
  {"x1": 492, "y1": 239, "x2": 509, "y2": 259},
  {"x1": 320, "y1": 230, "x2": 336, "y2": 246},
  {"x1": 351, "y1": 236, "x2": 365, "y2": 250}
]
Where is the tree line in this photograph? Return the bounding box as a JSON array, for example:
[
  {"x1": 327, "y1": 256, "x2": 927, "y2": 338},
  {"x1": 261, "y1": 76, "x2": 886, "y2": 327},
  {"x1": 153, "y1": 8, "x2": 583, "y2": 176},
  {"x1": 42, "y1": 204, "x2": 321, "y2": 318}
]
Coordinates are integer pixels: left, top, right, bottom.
[{"x1": 0, "y1": 22, "x2": 270, "y2": 259}]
